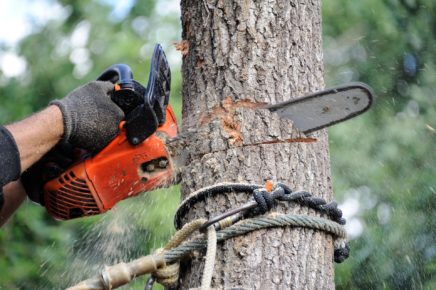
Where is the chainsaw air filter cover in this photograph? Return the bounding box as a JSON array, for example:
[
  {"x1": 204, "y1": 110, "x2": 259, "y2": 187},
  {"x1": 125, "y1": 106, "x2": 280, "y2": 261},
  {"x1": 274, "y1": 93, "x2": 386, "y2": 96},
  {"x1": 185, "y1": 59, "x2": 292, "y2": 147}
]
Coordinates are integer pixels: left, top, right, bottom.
[{"x1": 44, "y1": 165, "x2": 100, "y2": 219}]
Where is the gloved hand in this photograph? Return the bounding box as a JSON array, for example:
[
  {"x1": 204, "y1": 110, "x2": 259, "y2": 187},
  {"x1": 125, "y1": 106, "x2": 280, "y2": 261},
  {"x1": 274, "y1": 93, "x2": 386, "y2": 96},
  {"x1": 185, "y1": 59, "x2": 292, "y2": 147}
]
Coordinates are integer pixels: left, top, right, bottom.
[
  {"x1": 22, "y1": 81, "x2": 124, "y2": 205},
  {"x1": 50, "y1": 81, "x2": 124, "y2": 152}
]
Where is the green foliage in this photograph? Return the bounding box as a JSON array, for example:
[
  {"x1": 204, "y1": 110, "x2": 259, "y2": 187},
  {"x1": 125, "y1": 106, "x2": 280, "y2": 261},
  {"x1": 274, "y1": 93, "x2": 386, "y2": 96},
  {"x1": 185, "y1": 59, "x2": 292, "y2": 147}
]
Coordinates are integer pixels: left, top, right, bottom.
[
  {"x1": 323, "y1": 0, "x2": 436, "y2": 289},
  {"x1": 0, "y1": 0, "x2": 181, "y2": 288}
]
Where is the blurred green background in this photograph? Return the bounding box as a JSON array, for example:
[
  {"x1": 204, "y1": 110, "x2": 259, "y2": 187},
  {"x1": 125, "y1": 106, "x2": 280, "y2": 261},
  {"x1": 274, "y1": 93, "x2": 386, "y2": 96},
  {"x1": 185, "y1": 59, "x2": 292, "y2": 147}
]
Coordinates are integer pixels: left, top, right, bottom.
[{"x1": 0, "y1": 0, "x2": 434, "y2": 289}]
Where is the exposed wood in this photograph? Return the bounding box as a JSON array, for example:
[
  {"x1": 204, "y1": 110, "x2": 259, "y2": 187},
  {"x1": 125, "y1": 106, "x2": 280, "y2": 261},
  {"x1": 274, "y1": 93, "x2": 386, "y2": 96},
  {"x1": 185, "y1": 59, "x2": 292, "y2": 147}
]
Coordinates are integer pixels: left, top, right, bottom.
[{"x1": 178, "y1": 0, "x2": 334, "y2": 289}]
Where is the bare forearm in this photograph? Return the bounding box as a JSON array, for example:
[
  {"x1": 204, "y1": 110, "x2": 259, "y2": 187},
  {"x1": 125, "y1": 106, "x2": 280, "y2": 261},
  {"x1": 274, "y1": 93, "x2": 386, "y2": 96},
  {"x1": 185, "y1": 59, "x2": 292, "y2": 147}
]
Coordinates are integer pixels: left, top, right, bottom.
[
  {"x1": 0, "y1": 181, "x2": 26, "y2": 226},
  {"x1": 1, "y1": 106, "x2": 63, "y2": 226},
  {"x1": 6, "y1": 105, "x2": 64, "y2": 173},
  {"x1": 1, "y1": 81, "x2": 120, "y2": 226}
]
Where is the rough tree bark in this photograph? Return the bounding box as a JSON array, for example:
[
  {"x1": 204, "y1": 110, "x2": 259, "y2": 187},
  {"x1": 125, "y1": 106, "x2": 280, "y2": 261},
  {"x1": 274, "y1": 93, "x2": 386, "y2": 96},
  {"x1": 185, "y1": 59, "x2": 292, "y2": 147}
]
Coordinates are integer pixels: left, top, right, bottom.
[{"x1": 178, "y1": 0, "x2": 334, "y2": 289}]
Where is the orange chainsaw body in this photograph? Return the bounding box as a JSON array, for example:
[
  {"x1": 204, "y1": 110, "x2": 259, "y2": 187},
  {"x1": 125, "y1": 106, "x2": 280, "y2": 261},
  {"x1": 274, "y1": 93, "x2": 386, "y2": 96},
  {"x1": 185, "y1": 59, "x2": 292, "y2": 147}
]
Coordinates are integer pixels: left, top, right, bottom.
[{"x1": 43, "y1": 106, "x2": 177, "y2": 220}]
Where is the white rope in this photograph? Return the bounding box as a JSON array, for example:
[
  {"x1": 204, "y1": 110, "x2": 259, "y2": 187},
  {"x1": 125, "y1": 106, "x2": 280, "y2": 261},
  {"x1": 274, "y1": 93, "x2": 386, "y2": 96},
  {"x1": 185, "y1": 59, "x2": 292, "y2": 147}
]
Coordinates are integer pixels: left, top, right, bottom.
[{"x1": 201, "y1": 226, "x2": 217, "y2": 290}]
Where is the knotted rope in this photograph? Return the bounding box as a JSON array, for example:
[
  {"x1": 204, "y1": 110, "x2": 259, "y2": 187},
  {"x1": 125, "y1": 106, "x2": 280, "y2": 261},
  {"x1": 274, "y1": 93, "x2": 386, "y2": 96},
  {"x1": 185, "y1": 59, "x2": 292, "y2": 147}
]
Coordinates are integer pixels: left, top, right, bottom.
[
  {"x1": 152, "y1": 218, "x2": 207, "y2": 288},
  {"x1": 67, "y1": 182, "x2": 349, "y2": 290}
]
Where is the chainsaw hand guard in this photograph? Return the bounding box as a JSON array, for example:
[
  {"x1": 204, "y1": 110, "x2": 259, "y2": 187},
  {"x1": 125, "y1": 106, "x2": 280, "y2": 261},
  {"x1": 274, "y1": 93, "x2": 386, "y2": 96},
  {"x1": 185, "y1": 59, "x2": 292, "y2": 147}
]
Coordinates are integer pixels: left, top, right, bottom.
[{"x1": 98, "y1": 44, "x2": 171, "y2": 145}]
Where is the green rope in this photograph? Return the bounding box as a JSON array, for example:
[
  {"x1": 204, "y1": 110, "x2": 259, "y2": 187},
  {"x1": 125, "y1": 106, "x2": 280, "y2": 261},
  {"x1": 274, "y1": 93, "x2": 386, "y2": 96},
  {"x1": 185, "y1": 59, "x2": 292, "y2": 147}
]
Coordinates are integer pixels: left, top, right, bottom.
[{"x1": 164, "y1": 213, "x2": 346, "y2": 264}]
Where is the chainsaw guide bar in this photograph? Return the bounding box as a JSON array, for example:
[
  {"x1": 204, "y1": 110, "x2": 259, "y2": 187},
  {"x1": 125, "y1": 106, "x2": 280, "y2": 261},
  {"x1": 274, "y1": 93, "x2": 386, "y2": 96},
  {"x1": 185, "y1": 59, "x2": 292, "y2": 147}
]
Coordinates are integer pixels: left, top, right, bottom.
[{"x1": 267, "y1": 82, "x2": 374, "y2": 133}]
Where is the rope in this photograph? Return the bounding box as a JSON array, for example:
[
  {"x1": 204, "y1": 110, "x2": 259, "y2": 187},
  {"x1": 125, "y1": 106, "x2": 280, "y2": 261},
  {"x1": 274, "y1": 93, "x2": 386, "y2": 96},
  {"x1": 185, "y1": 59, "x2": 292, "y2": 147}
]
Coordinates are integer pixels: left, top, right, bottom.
[
  {"x1": 164, "y1": 218, "x2": 207, "y2": 250},
  {"x1": 164, "y1": 213, "x2": 346, "y2": 264},
  {"x1": 148, "y1": 219, "x2": 217, "y2": 290},
  {"x1": 175, "y1": 182, "x2": 346, "y2": 229},
  {"x1": 201, "y1": 226, "x2": 217, "y2": 290},
  {"x1": 174, "y1": 183, "x2": 262, "y2": 228},
  {"x1": 68, "y1": 182, "x2": 349, "y2": 290},
  {"x1": 174, "y1": 182, "x2": 349, "y2": 263},
  {"x1": 152, "y1": 263, "x2": 179, "y2": 287},
  {"x1": 157, "y1": 182, "x2": 349, "y2": 289},
  {"x1": 152, "y1": 213, "x2": 345, "y2": 289},
  {"x1": 152, "y1": 218, "x2": 207, "y2": 288}
]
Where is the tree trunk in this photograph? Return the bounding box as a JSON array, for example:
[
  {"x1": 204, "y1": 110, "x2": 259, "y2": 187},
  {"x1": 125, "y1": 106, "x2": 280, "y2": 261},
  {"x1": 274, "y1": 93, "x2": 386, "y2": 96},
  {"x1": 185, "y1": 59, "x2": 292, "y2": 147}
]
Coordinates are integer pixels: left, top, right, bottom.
[{"x1": 178, "y1": 0, "x2": 334, "y2": 289}]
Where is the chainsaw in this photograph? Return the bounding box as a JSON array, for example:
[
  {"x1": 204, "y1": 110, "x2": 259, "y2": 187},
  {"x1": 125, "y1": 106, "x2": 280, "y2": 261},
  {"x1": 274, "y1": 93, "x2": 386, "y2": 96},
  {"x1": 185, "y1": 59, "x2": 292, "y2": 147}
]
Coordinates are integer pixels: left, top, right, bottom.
[
  {"x1": 22, "y1": 44, "x2": 176, "y2": 220},
  {"x1": 23, "y1": 44, "x2": 374, "y2": 220}
]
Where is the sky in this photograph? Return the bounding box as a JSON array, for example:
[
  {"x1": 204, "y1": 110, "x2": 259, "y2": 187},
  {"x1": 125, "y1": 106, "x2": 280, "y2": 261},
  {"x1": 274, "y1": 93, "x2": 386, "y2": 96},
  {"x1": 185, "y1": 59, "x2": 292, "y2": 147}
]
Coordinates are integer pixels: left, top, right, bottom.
[
  {"x1": 0, "y1": 0, "x2": 64, "y2": 46},
  {"x1": 0, "y1": 0, "x2": 180, "y2": 78},
  {"x1": 0, "y1": 0, "x2": 67, "y2": 77},
  {"x1": 0, "y1": 0, "x2": 179, "y2": 46},
  {"x1": 0, "y1": 0, "x2": 138, "y2": 46}
]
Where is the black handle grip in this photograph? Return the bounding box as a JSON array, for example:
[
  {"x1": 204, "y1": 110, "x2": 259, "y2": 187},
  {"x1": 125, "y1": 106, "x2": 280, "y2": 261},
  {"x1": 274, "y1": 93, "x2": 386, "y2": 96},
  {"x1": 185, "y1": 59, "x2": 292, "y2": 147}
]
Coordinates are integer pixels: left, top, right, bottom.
[
  {"x1": 97, "y1": 64, "x2": 143, "y2": 114},
  {"x1": 97, "y1": 64, "x2": 134, "y2": 89}
]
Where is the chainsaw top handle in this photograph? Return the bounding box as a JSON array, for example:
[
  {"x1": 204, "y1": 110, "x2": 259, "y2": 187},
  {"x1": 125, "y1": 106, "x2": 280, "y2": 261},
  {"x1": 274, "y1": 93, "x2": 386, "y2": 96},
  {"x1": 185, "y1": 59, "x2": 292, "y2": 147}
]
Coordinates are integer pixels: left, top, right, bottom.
[
  {"x1": 96, "y1": 63, "x2": 134, "y2": 89},
  {"x1": 97, "y1": 63, "x2": 142, "y2": 115},
  {"x1": 96, "y1": 44, "x2": 172, "y2": 145}
]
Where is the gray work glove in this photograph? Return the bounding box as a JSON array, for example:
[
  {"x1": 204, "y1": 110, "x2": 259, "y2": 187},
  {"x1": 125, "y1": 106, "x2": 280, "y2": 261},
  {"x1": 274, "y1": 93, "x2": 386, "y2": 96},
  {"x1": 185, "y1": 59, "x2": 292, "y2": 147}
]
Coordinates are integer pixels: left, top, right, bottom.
[{"x1": 50, "y1": 81, "x2": 124, "y2": 152}]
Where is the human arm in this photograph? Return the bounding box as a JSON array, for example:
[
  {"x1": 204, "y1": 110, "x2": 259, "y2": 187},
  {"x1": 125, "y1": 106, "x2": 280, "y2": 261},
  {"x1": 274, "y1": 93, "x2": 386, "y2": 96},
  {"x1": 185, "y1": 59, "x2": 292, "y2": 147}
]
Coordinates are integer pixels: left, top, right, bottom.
[
  {"x1": 7, "y1": 105, "x2": 64, "y2": 172},
  {"x1": 0, "y1": 81, "x2": 124, "y2": 225},
  {"x1": 0, "y1": 181, "x2": 27, "y2": 226},
  {"x1": 0, "y1": 105, "x2": 64, "y2": 225}
]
